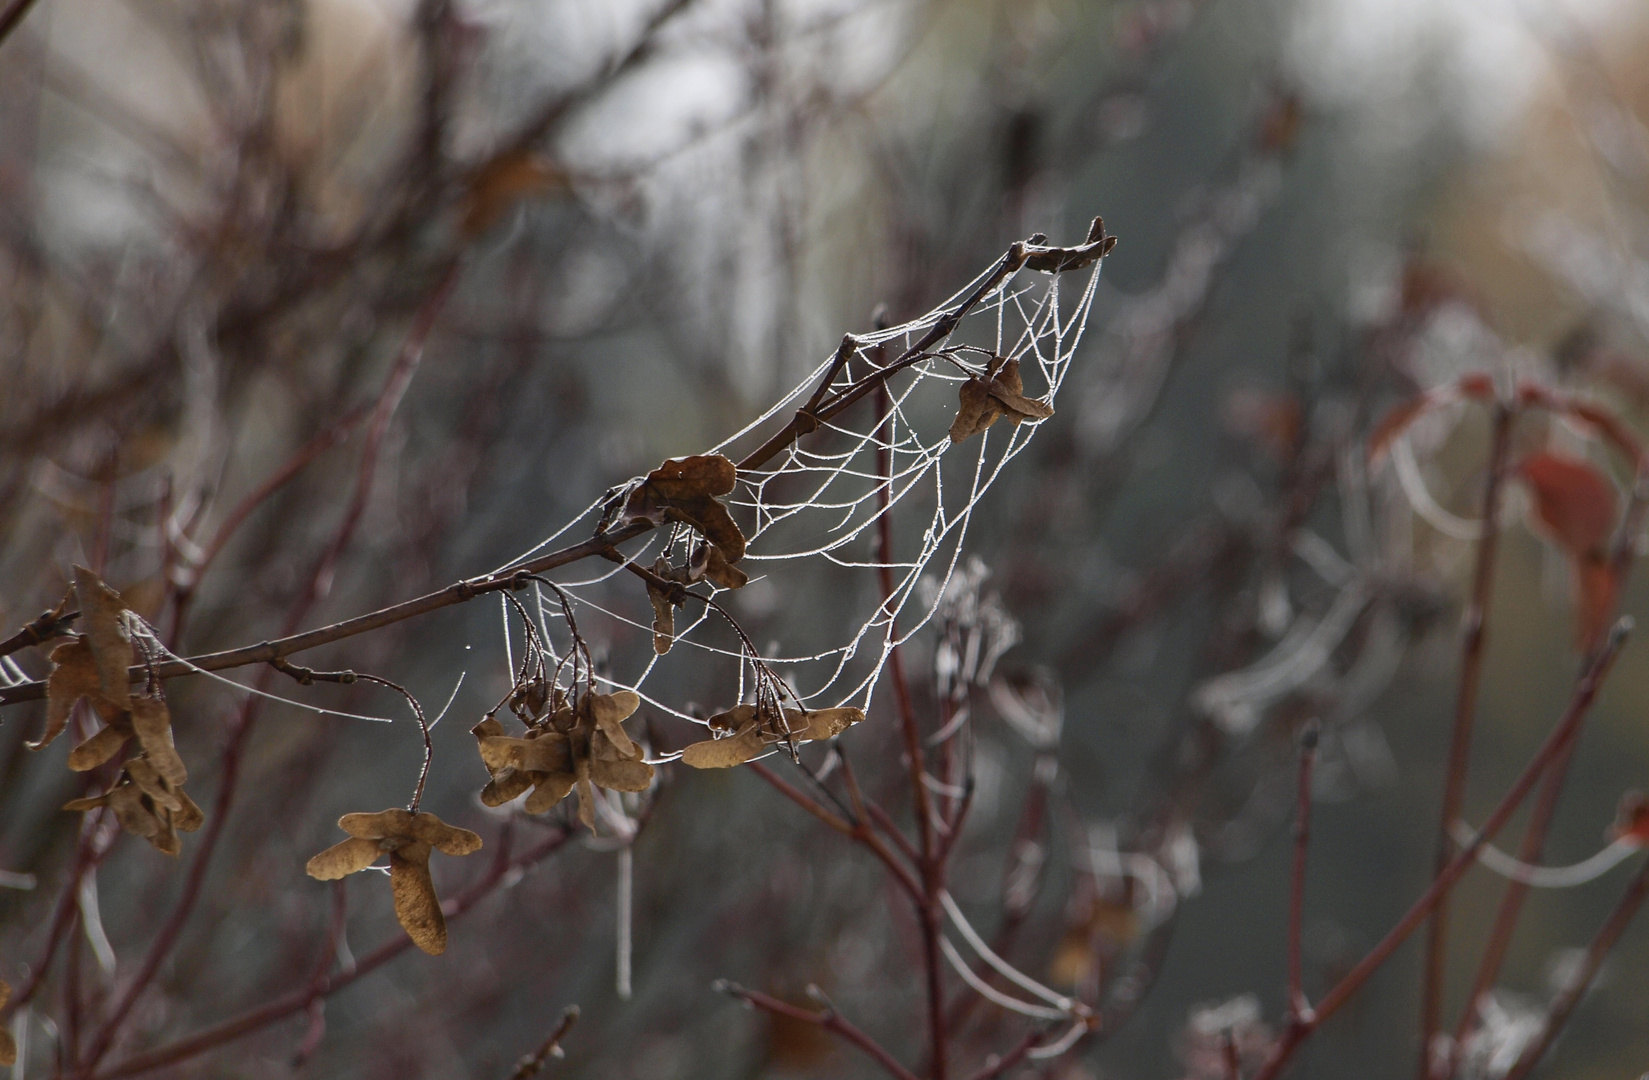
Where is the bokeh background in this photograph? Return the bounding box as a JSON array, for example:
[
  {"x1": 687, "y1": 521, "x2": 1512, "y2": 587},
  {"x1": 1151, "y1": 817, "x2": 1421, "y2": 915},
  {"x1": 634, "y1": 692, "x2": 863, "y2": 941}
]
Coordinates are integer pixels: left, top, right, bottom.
[{"x1": 4, "y1": 0, "x2": 1649, "y2": 1077}]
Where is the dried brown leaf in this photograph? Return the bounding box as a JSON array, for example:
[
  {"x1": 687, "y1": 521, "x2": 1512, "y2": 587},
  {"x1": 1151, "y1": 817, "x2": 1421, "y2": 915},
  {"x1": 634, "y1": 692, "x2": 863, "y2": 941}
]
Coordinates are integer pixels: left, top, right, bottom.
[
  {"x1": 986, "y1": 359, "x2": 1054, "y2": 424},
  {"x1": 649, "y1": 579, "x2": 676, "y2": 655},
  {"x1": 949, "y1": 378, "x2": 1000, "y2": 443},
  {"x1": 125, "y1": 756, "x2": 182, "y2": 812},
  {"x1": 410, "y1": 813, "x2": 484, "y2": 856},
  {"x1": 1519, "y1": 452, "x2": 1618, "y2": 557},
  {"x1": 172, "y1": 787, "x2": 204, "y2": 832},
  {"x1": 693, "y1": 541, "x2": 749, "y2": 590},
  {"x1": 72, "y1": 565, "x2": 132, "y2": 711},
  {"x1": 588, "y1": 690, "x2": 640, "y2": 756},
  {"x1": 622, "y1": 455, "x2": 747, "y2": 563},
  {"x1": 589, "y1": 755, "x2": 654, "y2": 791},
  {"x1": 786, "y1": 706, "x2": 864, "y2": 742},
  {"x1": 34, "y1": 638, "x2": 100, "y2": 750}
]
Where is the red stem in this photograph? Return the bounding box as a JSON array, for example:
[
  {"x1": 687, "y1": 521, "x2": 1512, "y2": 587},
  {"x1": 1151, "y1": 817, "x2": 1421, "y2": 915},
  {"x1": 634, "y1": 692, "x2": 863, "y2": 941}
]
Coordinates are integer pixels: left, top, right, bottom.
[
  {"x1": 76, "y1": 827, "x2": 573, "y2": 1080},
  {"x1": 1250, "y1": 622, "x2": 1629, "y2": 1080},
  {"x1": 1419, "y1": 402, "x2": 1513, "y2": 1079},
  {"x1": 1288, "y1": 722, "x2": 1319, "y2": 1024},
  {"x1": 76, "y1": 262, "x2": 460, "y2": 1073},
  {"x1": 1500, "y1": 854, "x2": 1649, "y2": 1080},
  {"x1": 719, "y1": 984, "x2": 920, "y2": 1080}
]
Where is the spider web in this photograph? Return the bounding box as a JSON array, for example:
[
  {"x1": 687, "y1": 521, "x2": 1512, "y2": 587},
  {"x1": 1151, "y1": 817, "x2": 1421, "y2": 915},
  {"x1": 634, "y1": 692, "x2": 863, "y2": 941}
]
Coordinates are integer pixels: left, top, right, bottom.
[{"x1": 491, "y1": 248, "x2": 1106, "y2": 739}]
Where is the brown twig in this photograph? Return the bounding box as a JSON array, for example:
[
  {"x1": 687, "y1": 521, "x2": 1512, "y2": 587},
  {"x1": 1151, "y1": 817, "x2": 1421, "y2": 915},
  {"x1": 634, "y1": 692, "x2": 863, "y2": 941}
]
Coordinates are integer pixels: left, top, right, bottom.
[
  {"x1": 1418, "y1": 400, "x2": 1513, "y2": 1079},
  {"x1": 1250, "y1": 619, "x2": 1630, "y2": 1080},
  {"x1": 714, "y1": 982, "x2": 921, "y2": 1080},
  {"x1": 505, "y1": 1005, "x2": 581, "y2": 1080},
  {"x1": 0, "y1": 226, "x2": 1111, "y2": 710}
]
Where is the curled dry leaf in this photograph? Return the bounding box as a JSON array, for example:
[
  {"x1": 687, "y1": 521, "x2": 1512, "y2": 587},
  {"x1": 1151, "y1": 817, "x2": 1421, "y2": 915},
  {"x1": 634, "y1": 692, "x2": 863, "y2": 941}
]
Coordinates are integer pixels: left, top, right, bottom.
[
  {"x1": 0, "y1": 980, "x2": 13, "y2": 1066},
  {"x1": 679, "y1": 704, "x2": 864, "y2": 769},
  {"x1": 621, "y1": 454, "x2": 746, "y2": 564},
  {"x1": 1023, "y1": 217, "x2": 1117, "y2": 273},
  {"x1": 948, "y1": 359, "x2": 1055, "y2": 444},
  {"x1": 473, "y1": 689, "x2": 652, "y2": 830},
  {"x1": 305, "y1": 808, "x2": 482, "y2": 955},
  {"x1": 1518, "y1": 451, "x2": 1621, "y2": 652},
  {"x1": 72, "y1": 565, "x2": 133, "y2": 711},
  {"x1": 692, "y1": 540, "x2": 748, "y2": 591},
  {"x1": 33, "y1": 638, "x2": 117, "y2": 750},
  {"x1": 63, "y1": 756, "x2": 204, "y2": 856},
  {"x1": 648, "y1": 556, "x2": 689, "y2": 655}
]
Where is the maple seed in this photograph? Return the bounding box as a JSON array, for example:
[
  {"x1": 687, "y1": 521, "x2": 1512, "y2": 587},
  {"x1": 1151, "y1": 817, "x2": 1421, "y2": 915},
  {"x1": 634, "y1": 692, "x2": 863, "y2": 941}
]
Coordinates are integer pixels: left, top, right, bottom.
[
  {"x1": 63, "y1": 756, "x2": 205, "y2": 856},
  {"x1": 621, "y1": 454, "x2": 747, "y2": 563},
  {"x1": 473, "y1": 690, "x2": 653, "y2": 830},
  {"x1": 948, "y1": 359, "x2": 1054, "y2": 444},
  {"x1": 679, "y1": 705, "x2": 864, "y2": 768},
  {"x1": 305, "y1": 808, "x2": 483, "y2": 955}
]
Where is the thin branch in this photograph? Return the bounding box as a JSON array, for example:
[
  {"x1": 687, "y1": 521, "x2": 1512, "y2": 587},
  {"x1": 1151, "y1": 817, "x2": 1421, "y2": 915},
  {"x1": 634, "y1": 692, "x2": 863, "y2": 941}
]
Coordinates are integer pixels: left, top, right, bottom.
[
  {"x1": 77, "y1": 827, "x2": 576, "y2": 1080},
  {"x1": 1501, "y1": 855, "x2": 1649, "y2": 1080},
  {"x1": 714, "y1": 982, "x2": 921, "y2": 1080},
  {"x1": 1250, "y1": 619, "x2": 1630, "y2": 1080},
  {"x1": 1288, "y1": 720, "x2": 1319, "y2": 1025},
  {"x1": 505, "y1": 1005, "x2": 581, "y2": 1080},
  {"x1": 0, "y1": 226, "x2": 1110, "y2": 710},
  {"x1": 961, "y1": 1029, "x2": 1041, "y2": 1080},
  {"x1": 1419, "y1": 401, "x2": 1513, "y2": 1080}
]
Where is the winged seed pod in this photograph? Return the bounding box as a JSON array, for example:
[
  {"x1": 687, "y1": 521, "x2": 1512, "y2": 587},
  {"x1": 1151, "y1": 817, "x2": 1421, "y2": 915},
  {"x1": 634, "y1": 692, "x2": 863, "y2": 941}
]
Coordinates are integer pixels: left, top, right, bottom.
[
  {"x1": 305, "y1": 808, "x2": 483, "y2": 955},
  {"x1": 948, "y1": 358, "x2": 1054, "y2": 444},
  {"x1": 473, "y1": 689, "x2": 652, "y2": 829},
  {"x1": 620, "y1": 454, "x2": 747, "y2": 564},
  {"x1": 63, "y1": 756, "x2": 205, "y2": 856},
  {"x1": 67, "y1": 693, "x2": 187, "y2": 785},
  {"x1": 678, "y1": 704, "x2": 864, "y2": 768}
]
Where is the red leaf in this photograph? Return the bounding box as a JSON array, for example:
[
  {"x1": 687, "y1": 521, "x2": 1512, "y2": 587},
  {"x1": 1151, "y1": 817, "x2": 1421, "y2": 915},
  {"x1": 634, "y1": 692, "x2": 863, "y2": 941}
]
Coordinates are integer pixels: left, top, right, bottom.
[{"x1": 1517, "y1": 452, "x2": 1618, "y2": 557}]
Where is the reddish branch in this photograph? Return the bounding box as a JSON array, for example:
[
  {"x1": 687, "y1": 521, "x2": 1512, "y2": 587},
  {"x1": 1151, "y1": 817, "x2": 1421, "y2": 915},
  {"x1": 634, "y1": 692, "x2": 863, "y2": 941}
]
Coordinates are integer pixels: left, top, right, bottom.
[
  {"x1": 1418, "y1": 401, "x2": 1514, "y2": 1079},
  {"x1": 715, "y1": 982, "x2": 921, "y2": 1080},
  {"x1": 75, "y1": 826, "x2": 575, "y2": 1080},
  {"x1": 1249, "y1": 620, "x2": 1630, "y2": 1080},
  {"x1": 1501, "y1": 854, "x2": 1649, "y2": 1080},
  {"x1": 75, "y1": 266, "x2": 459, "y2": 1073},
  {"x1": 1288, "y1": 721, "x2": 1319, "y2": 1026}
]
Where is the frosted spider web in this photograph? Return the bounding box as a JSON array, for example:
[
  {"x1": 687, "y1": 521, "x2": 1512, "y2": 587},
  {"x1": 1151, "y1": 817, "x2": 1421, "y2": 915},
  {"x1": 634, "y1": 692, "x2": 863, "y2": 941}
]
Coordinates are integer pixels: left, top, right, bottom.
[{"x1": 489, "y1": 245, "x2": 1106, "y2": 741}]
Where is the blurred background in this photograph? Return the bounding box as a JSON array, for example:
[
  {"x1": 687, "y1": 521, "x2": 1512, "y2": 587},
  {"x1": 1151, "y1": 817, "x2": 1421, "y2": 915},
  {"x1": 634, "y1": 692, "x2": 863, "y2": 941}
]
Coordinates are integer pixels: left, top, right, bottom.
[{"x1": 4, "y1": 0, "x2": 1649, "y2": 1077}]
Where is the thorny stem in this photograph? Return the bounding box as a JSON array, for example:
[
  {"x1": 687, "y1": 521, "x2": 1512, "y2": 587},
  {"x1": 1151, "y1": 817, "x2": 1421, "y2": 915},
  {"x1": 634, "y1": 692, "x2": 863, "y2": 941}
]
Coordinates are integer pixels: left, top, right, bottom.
[
  {"x1": 715, "y1": 982, "x2": 922, "y2": 1080},
  {"x1": 1250, "y1": 621, "x2": 1630, "y2": 1080},
  {"x1": 1419, "y1": 401, "x2": 1513, "y2": 1079},
  {"x1": 73, "y1": 826, "x2": 577, "y2": 1080},
  {"x1": 1500, "y1": 854, "x2": 1649, "y2": 1080},
  {"x1": 1289, "y1": 721, "x2": 1319, "y2": 1026},
  {"x1": 0, "y1": 226, "x2": 1110, "y2": 710}
]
